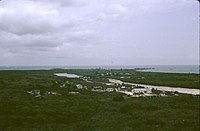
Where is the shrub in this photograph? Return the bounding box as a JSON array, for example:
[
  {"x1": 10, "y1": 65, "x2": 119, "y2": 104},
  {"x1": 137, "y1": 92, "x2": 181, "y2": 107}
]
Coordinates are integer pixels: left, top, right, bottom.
[
  {"x1": 113, "y1": 96, "x2": 124, "y2": 102},
  {"x1": 119, "y1": 104, "x2": 132, "y2": 113}
]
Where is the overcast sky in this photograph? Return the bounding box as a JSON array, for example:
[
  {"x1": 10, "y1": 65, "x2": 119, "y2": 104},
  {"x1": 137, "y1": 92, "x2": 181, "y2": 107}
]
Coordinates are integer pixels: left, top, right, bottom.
[{"x1": 0, "y1": 0, "x2": 199, "y2": 66}]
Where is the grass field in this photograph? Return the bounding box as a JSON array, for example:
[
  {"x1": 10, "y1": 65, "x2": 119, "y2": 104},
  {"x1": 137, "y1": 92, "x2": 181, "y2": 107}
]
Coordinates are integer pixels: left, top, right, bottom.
[{"x1": 0, "y1": 70, "x2": 199, "y2": 131}]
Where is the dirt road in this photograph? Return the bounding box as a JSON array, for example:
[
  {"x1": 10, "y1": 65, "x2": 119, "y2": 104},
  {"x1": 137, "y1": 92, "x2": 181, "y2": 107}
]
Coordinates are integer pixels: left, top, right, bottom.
[{"x1": 108, "y1": 78, "x2": 200, "y2": 95}]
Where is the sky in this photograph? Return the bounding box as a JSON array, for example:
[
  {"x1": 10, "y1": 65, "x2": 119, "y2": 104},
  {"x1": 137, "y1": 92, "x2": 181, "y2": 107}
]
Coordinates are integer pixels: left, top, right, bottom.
[{"x1": 0, "y1": 0, "x2": 199, "y2": 66}]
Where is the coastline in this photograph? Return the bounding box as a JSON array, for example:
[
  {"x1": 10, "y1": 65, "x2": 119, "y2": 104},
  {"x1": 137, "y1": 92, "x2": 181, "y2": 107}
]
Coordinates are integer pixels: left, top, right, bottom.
[{"x1": 0, "y1": 65, "x2": 199, "y2": 74}]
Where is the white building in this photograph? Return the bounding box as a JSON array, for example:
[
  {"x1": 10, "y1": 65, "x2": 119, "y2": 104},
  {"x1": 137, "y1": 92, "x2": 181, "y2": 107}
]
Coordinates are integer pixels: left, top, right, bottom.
[
  {"x1": 76, "y1": 84, "x2": 83, "y2": 89},
  {"x1": 106, "y1": 88, "x2": 114, "y2": 92},
  {"x1": 132, "y1": 87, "x2": 151, "y2": 94}
]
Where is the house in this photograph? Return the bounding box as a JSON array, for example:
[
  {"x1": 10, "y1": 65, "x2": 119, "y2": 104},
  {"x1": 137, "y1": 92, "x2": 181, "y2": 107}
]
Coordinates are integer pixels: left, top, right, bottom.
[
  {"x1": 31, "y1": 90, "x2": 41, "y2": 95},
  {"x1": 69, "y1": 91, "x2": 79, "y2": 95},
  {"x1": 105, "y1": 88, "x2": 114, "y2": 92},
  {"x1": 132, "y1": 87, "x2": 151, "y2": 94},
  {"x1": 125, "y1": 73, "x2": 130, "y2": 75},
  {"x1": 120, "y1": 86, "x2": 129, "y2": 91},
  {"x1": 46, "y1": 91, "x2": 57, "y2": 95},
  {"x1": 92, "y1": 86, "x2": 104, "y2": 92},
  {"x1": 60, "y1": 83, "x2": 66, "y2": 88},
  {"x1": 105, "y1": 83, "x2": 115, "y2": 86},
  {"x1": 76, "y1": 84, "x2": 83, "y2": 89},
  {"x1": 159, "y1": 93, "x2": 167, "y2": 97}
]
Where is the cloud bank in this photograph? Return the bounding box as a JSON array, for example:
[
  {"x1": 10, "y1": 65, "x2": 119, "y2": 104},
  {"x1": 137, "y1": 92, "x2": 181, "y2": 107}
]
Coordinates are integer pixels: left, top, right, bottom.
[{"x1": 0, "y1": 0, "x2": 198, "y2": 66}]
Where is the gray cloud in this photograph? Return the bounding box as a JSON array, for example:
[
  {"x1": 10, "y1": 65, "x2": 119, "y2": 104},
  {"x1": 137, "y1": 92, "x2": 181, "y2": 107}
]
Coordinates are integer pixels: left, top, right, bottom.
[
  {"x1": 0, "y1": 0, "x2": 96, "y2": 55},
  {"x1": 96, "y1": 3, "x2": 129, "y2": 21},
  {"x1": 0, "y1": 2, "x2": 78, "y2": 35},
  {"x1": 32, "y1": 0, "x2": 87, "y2": 7},
  {"x1": 0, "y1": 0, "x2": 198, "y2": 66}
]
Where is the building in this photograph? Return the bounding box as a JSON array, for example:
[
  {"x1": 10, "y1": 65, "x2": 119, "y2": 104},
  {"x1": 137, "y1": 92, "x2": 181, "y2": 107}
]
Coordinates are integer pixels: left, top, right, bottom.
[
  {"x1": 105, "y1": 83, "x2": 115, "y2": 86},
  {"x1": 105, "y1": 88, "x2": 114, "y2": 92},
  {"x1": 92, "y1": 86, "x2": 104, "y2": 92},
  {"x1": 76, "y1": 84, "x2": 83, "y2": 89},
  {"x1": 31, "y1": 90, "x2": 41, "y2": 95},
  {"x1": 132, "y1": 87, "x2": 151, "y2": 94},
  {"x1": 120, "y1": 86, "x2": 129, "y2": 91}
]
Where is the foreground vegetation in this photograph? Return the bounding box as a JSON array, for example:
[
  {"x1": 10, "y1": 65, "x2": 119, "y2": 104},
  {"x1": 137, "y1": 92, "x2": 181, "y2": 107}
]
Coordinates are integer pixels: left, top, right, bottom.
[{"x1": 0, "y1": 70, "x2": 199, "y2": 131}]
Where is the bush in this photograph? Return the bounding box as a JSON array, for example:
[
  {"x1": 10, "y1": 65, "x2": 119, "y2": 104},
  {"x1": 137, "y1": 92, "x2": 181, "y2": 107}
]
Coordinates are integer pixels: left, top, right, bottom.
[
  {"x1": 119, "y1": 104, "x2": 132, "y2": 113},
  {"x1": 113, "y1": 96, "x2": 124, "y2": 102}
]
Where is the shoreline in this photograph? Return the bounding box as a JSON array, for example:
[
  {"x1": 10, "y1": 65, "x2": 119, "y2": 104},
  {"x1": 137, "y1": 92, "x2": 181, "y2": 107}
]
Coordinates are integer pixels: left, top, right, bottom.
[{"x1": 0, "y1": 65, "x2": 199, "y2": 74}]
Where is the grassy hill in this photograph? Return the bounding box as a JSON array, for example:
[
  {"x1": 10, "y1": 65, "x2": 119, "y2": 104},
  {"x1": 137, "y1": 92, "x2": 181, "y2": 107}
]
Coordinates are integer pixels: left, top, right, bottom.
[{"x1": 0, "y1": 70, "x2": 199, "y2": 130}]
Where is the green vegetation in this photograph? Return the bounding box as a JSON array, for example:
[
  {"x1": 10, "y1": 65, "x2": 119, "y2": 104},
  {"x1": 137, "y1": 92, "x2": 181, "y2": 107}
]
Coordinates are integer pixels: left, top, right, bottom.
[
  {"x1": 0, "y1": 70, "x2": 199, "y2": 130},
  {"x1": 116, "y1": 71, "x2": 199, "y2": 89}
]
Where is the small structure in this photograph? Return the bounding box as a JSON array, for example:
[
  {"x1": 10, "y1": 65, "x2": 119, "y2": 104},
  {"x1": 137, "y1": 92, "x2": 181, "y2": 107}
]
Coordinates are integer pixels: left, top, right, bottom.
[
  {"x1": 60, "y1": 83, "x2": 66, "y2": 88},
  {"x1": 105, "y1": 88, "x2": 114, "y2": 92},
  {"x1": 113, "y1": 88, "x2": 118, "y2": 91},
  {"x1": 105, "y1": 83, "x2": 115, "y2": 86},
  {"x1": 159, "y1": 93, "x2": 167, "y2": 97},
  {"x1": 174, "y1": 94, "x2": 179, "y2": 96},
  {"x1": 69, "y1": 91, "x2": 79, "y2": 95},
  {"x1": 76, "y1": 84, "x2": 83, "y2": 89},
  {"x1": 120, "y1": 86, "x2": 129, "y2": 91},
  {"x1": 125, "y1": 73, "x2": 130, "y2": 75},
  {"x1": 132, "y1": 87, "x2": 151, "y2": 94},
  {"x1": 31, "y1": 90, "x2": 41, "y2": 95},
  {"x1": 47, "y1": 91, "x2": 51, "y2": 95},
  {"x1": 92, "y1": 86, "x2": 104, "y2": 92},
  {"x1": 46, "y1": 91, "x2": 57, "y2": 95}
]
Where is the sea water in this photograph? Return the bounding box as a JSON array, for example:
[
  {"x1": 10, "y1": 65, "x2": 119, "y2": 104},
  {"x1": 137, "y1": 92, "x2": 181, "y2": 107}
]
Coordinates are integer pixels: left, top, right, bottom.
[
  {"x1": 137, "y1": 65, "x2": 199, "y2": 74},
  {"x1": 0, "y1": 65, "x2": 199, "y2": 74}
]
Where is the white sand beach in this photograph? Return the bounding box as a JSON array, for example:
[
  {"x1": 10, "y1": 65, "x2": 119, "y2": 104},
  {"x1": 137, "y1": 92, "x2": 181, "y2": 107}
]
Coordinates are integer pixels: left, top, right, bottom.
[{"x1": 108, "y1": 78, "x2": 200, "y2": 95}]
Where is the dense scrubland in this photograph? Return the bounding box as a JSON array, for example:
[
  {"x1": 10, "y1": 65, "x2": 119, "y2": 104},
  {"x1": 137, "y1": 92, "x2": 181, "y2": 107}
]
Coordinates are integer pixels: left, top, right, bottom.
[
  {"x1": 65, "y1": 69, "x2": 199, "y2": 88},
  {"x1": 0, "y1": 69, "x2": 199, "y2": 131}
]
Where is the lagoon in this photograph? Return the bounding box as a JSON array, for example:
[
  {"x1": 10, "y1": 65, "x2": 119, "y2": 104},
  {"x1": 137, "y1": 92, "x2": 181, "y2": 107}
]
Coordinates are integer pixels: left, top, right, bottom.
[{"x1": 54, "y1": 73, "x2": 80, "y2": 78}]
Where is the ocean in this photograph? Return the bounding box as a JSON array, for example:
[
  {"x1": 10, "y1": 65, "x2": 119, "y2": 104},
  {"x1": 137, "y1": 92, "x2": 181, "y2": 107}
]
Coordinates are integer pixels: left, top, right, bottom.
[
  {"x1": 137, "y1": 65, "x2": 199, "y2": 74},
  {"x1": 0, "y1": 65, "x2": 199, "y2": 74}
]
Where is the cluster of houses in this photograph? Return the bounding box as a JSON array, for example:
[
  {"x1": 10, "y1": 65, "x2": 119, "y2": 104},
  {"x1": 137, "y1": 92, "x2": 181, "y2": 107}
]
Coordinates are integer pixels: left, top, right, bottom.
[
  {"x1": 91, "y1": 85, "x2": 153, "y2": 95},
  {"x1": 91, "y1": 86, "x2": 115, "y2": 92},
  {"x1": 91, "y1": 84, "x2": 169, "y2": 97},
  {"x1": 27, "y1": 80, "x2": 169, "y2": 98},
  {"x1": 27, "y1": 89, "x2": 60, "y2": 97}
]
